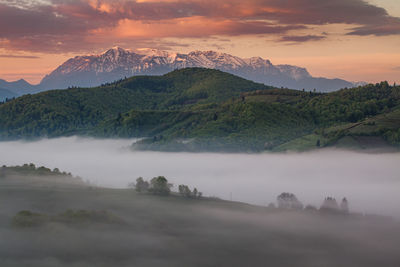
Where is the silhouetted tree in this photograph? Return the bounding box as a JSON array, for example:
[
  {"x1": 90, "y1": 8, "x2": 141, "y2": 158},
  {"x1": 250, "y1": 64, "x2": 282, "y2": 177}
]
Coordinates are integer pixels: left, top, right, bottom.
[
  {"x1": 277, "y1": 192, "x2": 303, "y2": 210},
  {"x1": 178, "y1": 184, "x2": 191, "y2": 197},
  {"x1": 135, "y1": 177, "x2": 149, "y2": 192},
  {"x1": 340, "y1": 197, "x2": 349, "y2": 213},
  {"x1": 149, "y1": 176, "x2": 172, "y2": 195},
  {"x1": 193, "y1": 188, "x2": 198, "y2": 198},
  {"x1": 320, "y1": 197, "x2": 339, "y2": 212},
  {"x1": 178, "y1": 185, "x2": 201, "y2": 198}
]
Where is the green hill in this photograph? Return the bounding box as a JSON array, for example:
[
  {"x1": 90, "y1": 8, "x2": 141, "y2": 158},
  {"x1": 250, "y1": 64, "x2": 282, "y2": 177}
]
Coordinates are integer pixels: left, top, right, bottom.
[
  {"x1": 100, "y1": 82, "x2": 400, "y2": 151},
  {"x1": 0, "y1": 68, "x2": 399, "y2": 152},
  {"x1": 0, "y1": 68, "x2": 269, "y2": 138}
]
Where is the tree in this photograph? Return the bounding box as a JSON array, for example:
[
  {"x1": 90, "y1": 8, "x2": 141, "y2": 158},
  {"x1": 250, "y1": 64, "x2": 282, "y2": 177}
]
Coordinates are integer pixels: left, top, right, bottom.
[
  {"x1": 320, "y1": 197, "x2": 340, "y2": 213},
  {"x1": 135, "y1": 177, "x2": 149, "y2": 193},
  {"x1": 340, "y1": 197, "x2": 349, "y2": 213},
  {"x1": 149, "y1": 176, "x2": 172, "y2": 195},
  {"x1": 178, "y1": 185, "x2": 202, "y2": 198},
  {"x1": 277, "y1": 192, "x2": 303, "y2": 210},
  {"x1": 178, "y1": 184, "x2": 191, "y2": 197}
]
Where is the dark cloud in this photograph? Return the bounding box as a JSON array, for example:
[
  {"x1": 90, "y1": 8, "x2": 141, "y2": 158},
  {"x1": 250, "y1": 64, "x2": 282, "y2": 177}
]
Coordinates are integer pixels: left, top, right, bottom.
[
  {"x1": 0, "y1": 2, "x2": 110, "y2": 37},
  {"x1": 0, "y1": 0, "x2": 399, "y2": 53},
  {"x1": 0, "y1": 54, "x2": 39, "y2": 58},
  {"x1": 347, "y1": 17, "x2": 400, "y2": 36},
  {"x1": 257, "y1": 0, "x2": 389, "y2": 26},
  {"x1": 279, "y1": 35, "x2": 326, "y2": 43}
]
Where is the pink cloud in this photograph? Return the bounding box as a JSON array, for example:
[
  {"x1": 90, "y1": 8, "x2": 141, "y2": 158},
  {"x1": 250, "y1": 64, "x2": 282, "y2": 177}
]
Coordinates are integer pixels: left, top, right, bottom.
[{"x1": 0, "y1": 0, "x2": 399, "y2": 53}]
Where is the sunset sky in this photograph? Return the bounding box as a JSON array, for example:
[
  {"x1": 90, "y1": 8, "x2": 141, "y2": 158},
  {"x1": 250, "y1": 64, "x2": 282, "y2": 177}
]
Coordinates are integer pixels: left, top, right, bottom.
[{"x1": 0, "y1": 0, "x2": 399, "y2": 84}]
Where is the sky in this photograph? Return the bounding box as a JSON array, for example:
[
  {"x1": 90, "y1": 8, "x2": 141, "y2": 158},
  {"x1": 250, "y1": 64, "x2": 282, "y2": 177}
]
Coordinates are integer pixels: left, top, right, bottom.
[{"x1": 0, "y1": 0, "x2": 399, "y2": 84}]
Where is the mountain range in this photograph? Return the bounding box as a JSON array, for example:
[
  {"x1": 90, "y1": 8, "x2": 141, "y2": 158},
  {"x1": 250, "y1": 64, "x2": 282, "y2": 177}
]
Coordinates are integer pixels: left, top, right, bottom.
[
  {"x1": 0, "y1": 78, "x2": 39, "y2": 101},
  {"x1": 0, "y1": 47, "x2": 361, "y2": 101}
]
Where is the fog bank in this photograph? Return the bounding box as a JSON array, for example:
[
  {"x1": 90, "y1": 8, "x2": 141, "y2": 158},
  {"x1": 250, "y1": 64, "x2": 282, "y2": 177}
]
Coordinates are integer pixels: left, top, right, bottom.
[{"x1": 0, "y1": 137, "x2": 399, "y2": 217}]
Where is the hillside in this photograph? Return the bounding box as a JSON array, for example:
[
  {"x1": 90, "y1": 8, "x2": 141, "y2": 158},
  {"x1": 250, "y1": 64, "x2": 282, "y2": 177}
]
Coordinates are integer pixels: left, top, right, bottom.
[
  {"x1": 1, "y1": 165, "x2": 399, "y2": 267},
  {"x1": 0, "y1": 68, "x2": 398, "y2": 152},
  {"x1": 0, "y1": 68, "x2": 269, "y2": 138},
  {"x1": 103, "y1": 82, "x2": 400, "y2": 152}
]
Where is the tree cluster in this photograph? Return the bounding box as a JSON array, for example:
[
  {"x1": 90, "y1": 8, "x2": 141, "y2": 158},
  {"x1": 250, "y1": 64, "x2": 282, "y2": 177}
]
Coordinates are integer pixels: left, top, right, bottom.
[
  {"x1": 178, "y1": 184, "x2": 202, "y2": 198},
  {"x1": 274, "y1": 192, "x2": 350, "y2": 215},
  {"x1": 133, "y1": 176, "x2": 172, "y2": 196},
  {"x1": 132, "y1": 177, "x2": 203, "y2": 198},
  {"x1": 320, "y1": 197, "x2": 349, "y2": 214},
  {"x1": 0, "y1": 164, "x2": 73, "y2": 177},
  {"x1": 276, "y1": 192, "x2": 304, "y2": 210}
]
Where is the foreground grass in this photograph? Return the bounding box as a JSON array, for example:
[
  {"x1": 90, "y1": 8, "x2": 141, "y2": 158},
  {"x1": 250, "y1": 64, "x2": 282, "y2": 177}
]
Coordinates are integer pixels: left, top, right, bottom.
[{"x1": 0, "y1": 173, "x2": 399, "y2": 267}]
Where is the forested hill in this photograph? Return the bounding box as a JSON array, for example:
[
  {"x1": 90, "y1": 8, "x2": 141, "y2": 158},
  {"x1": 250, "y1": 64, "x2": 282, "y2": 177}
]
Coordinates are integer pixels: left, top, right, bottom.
[
  {"x1": 0, "y1": 68, "x2": 269, "y2": 137},
  {"x1": 0, "y1": 68, "x2": 399, "y2": 152}
]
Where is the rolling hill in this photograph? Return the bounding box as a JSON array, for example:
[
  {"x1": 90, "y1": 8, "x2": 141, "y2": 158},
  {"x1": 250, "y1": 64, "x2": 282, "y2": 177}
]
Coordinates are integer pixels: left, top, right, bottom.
[
  {"x1": 0, "y1": 68, "x2": 398, "y2": 152},
  {"x1": 1, "y1": 165, "x2": 399, "y2": 267},
  {"x1": 0, "y1": 68, "x2": 269, "y2": 138}
]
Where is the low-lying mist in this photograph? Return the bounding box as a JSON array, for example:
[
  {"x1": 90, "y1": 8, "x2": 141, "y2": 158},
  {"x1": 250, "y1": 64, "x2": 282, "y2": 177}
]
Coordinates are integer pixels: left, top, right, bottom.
[{"x1": 0, "y1": 136, "x2": 399, "y2": 217}]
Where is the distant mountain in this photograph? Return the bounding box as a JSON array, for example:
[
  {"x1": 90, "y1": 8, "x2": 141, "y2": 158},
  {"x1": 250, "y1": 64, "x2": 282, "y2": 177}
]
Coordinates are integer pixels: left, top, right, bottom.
[
  {"x1": 39, "y1": 47, "x2": 355, "y2": 92},
  {"x1": 0, "y1": 87, "x2": 18, "y2": 102},
  {"x1": 0, "y1": 79, "x2": 39, "y2": 96}
]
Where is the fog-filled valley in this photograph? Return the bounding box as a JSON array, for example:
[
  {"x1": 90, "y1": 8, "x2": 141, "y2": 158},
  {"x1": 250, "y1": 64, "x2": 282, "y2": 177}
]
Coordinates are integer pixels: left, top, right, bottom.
[
  {"x1": 1, "y1": 137, "x2": 400, "y2": 266},
  {"x1": 0, "y1": 137, "x2": 399, "y2": 218}
]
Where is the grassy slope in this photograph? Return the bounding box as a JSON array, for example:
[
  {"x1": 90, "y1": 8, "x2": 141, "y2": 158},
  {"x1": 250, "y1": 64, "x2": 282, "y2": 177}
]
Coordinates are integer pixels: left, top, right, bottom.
[
  {"x1": 126, "y1": 83, "x2": 400, "y2": 151},
  {"x1": 274, "y1": 107, "x2": 400, "y2": 152},
  {"x1": 1, "y1": 170, "x2": 399, "y2": 267}
]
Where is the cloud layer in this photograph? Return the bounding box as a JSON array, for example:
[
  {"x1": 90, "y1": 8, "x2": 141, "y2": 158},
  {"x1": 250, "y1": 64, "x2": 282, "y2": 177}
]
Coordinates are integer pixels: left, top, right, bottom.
[{"x1": 1, "y1": 0, "x2": 400, "y2": 52}]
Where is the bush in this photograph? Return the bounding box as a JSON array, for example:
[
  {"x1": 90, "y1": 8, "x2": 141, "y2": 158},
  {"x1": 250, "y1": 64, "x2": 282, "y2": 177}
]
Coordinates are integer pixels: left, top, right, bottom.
[
  {"x1": 149, "y1": 176, "x2": 172, "y2": 195},
  {"x1": 134, "y1": 177, "x2": 149, "y2": 192},
  {"x1": 277, "y1": 192, "x2": 303, "y2": 210}
]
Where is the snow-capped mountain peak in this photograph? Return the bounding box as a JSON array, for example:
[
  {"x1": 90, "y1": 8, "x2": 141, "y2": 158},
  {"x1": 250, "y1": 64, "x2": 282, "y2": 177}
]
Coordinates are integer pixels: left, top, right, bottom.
[
  {"x1": 135, "y1": 48, "x2": 174, "y2": 58},
  {"x1": 39, "y1": 47, "x2": 355, "y2": 92}
]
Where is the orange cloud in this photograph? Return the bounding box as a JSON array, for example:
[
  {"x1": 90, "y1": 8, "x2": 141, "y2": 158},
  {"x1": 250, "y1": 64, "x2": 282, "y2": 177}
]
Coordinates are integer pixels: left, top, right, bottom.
[
  {"x1": 1, "y1": 0, "x2": 400, "y2": 53},
  {"x1": 110, "y1": 16, "x2": 304, "y2": 39}
]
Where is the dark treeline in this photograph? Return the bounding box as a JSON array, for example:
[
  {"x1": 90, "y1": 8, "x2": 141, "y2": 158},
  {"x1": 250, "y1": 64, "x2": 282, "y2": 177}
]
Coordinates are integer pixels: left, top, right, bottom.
[
  {"x1": 0, "y1": 164, "x2": 73, "y2": 178},
  {"x1": 129, "y1": 176, "x2": 351, "y2": 216},
  {"x1": 273, "y1": 192, "x2": 351, "y2": 215},
  {"x1": 130, "y1": 176, "x2": 202, "y2": 198}
]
